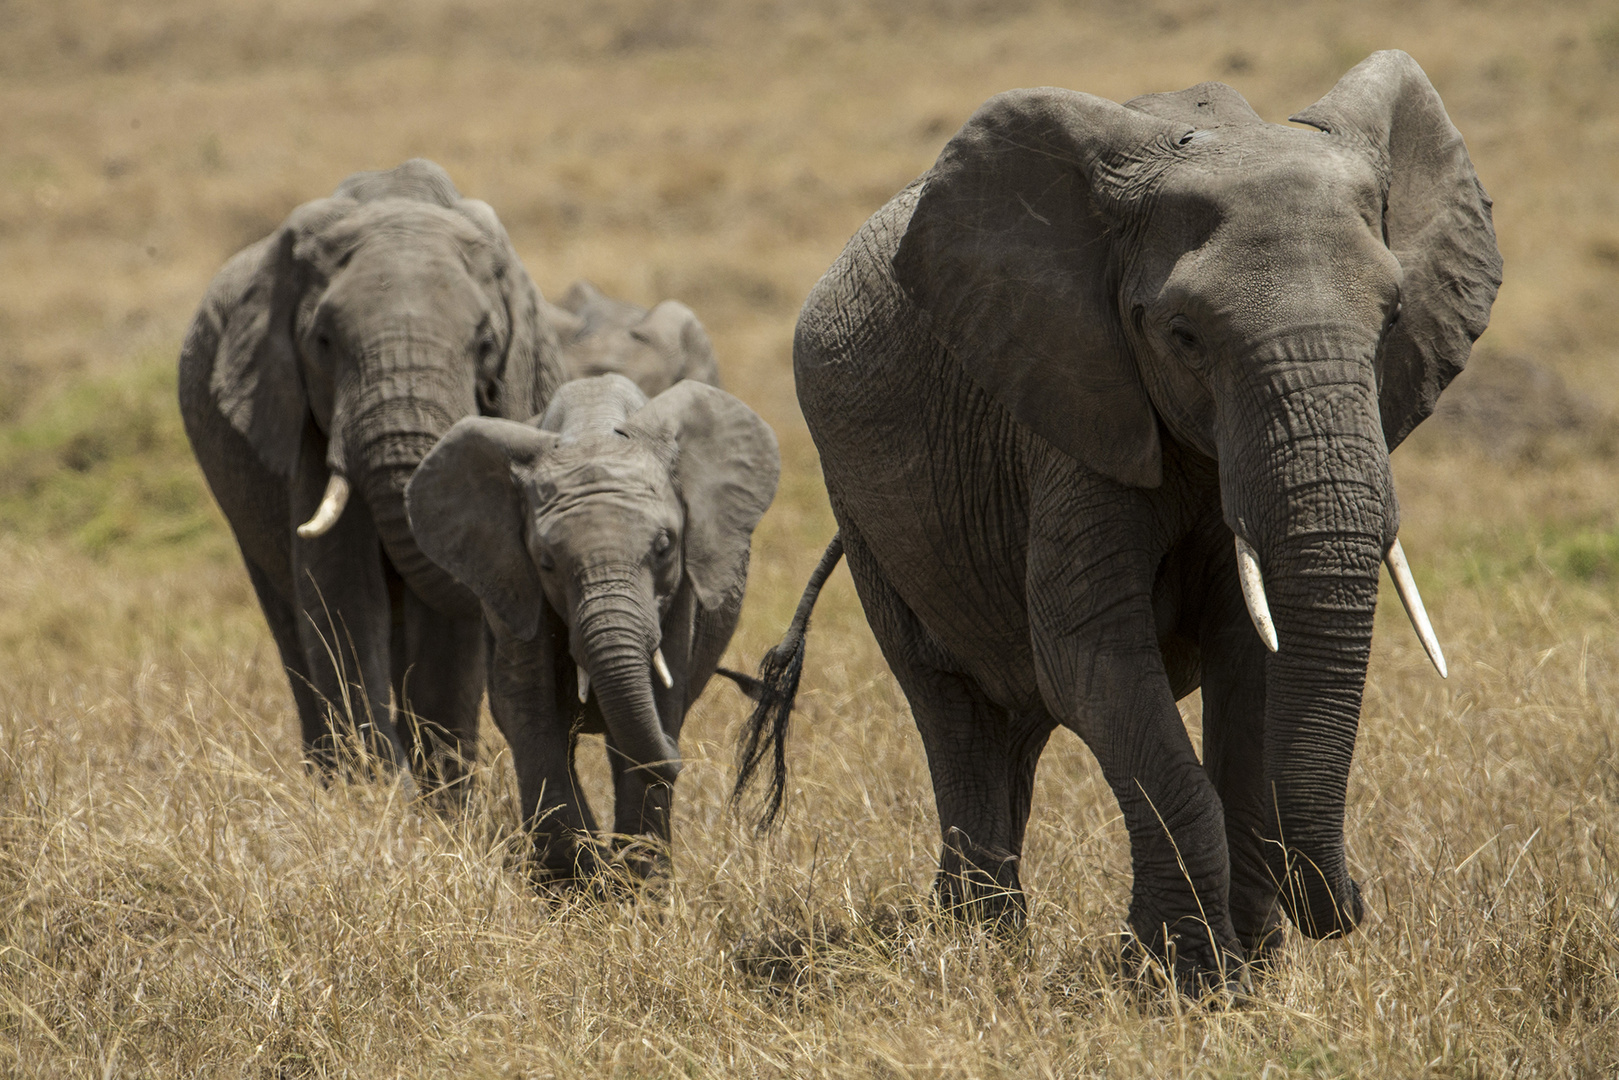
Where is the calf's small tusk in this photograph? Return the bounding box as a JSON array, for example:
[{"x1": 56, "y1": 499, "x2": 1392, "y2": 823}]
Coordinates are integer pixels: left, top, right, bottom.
[
  {"x1": 652, "y1": 648, "x2": 674, "y2": 689},
  {"x1": 1234, "y1": 535, "x2": 1279, "y2": 653},
  {"x1": 296, "y1": 474, "x2": 350, "y2": 539},
  {"x1": 577, "y1": 665, "x2": 591, "y2": 703},
  {"x1": 1385, "y1": 537, "x2": 1448, "y2": 679}
]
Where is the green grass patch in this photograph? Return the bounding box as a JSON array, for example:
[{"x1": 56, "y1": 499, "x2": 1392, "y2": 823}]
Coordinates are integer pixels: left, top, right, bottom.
[
  {"x1": 1444, "y1": 520, "x2": 1619, "y2": 592},
  {"x1": 0, "y1": 351, "x2": 231, "y2": 561}
]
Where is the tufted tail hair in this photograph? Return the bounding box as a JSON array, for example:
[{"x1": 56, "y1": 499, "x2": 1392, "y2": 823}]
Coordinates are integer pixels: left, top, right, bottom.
[{"x1": 730, "y1": 532, "x2": 844, "y2": 834}]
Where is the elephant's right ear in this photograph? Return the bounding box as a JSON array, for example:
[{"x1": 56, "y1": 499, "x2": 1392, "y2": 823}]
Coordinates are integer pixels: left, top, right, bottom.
[
  {"x1": 407, "y1": 417, "x2": 559, "y2": 641},
  {"x1": 893, "y1": 88, "x2": 1175, "y2": 488},
  {"x1": 206, "y1": 198, "x2": 351, "y2": 477}
]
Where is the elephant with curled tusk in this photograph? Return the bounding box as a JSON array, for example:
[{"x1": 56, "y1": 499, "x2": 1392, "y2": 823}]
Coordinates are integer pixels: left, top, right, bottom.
[
  {"x1": 406, "y1": 374, "x2": 779, "y2": 883},
  {"x1": 179, "y1": 159, "x2": 565, "y2": 788},
  {"x1": 734, "y1": 52, "x2": 1500, "y2": 991}
]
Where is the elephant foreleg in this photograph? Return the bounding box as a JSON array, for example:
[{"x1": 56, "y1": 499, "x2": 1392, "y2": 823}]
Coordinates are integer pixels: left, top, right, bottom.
[
  {"x1": 1197, "y1": 554, "x2": 1284, "y2": 962},
  {"x1": 243, "y1": 558, "x2": 328, "y2": 750},
  {"x1": 605, "y1": 733, "x2": 673, "y2": 881},
  {"x1": 395, "y1": 587, "x2": 487, "y2": 802},
  {"x1": 290, "y1": 455, "x2": 404, "y2": 773},
  {"x1": 487, "y1": 625, "x2": 602, "y2": 884},
  {"x1": 1027, "y1": 510, "x2": 1244, "y2": 988}
]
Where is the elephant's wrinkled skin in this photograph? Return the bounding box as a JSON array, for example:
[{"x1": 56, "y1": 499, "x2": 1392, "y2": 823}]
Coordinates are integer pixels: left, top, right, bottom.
[
  {"x1": 740, "y1": 53, "x2": 1500, "y2": 986},
  {"x1": 407, "y1": 375, "x2": 778, "y2": 880},
  {"x1": 547, "y1": 280, "x2": 722, "y2": 395},
  {"x1": 179, "y1": 159, "x2": 564, "y2": 788}
]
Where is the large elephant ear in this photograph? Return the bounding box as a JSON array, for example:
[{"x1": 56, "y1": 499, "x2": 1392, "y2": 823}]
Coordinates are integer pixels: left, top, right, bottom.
[
  {"x1": 406, "y1": 417, "x2": 558, "y2": 640},
  {"x1": 206, "y1": 197, "x2": 352, "y2": 477},
  {"x1": 456, "y1": 200, "x2": 566, "y2": 421},
  {"x1": 619, "y1": 382, "x2": 780, "y2": 612},
  {"x1": 1291, "y1": 50, "x2": 1503, "y2": 450},
  {"x1": 893, "y1": 88, "x2": 1176, "y2": 488}
]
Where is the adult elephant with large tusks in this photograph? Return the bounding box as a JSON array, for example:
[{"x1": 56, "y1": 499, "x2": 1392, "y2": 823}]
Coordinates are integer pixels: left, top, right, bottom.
[
  {"x1": 735, "y1": 52, "x2": 1500, "y2": 990},
  {"x1": 179, "y1": 159, "x2": 564, "y2": 790},
  {"x1": 406, "y1": 375, "x2": 779, "y2": 883}
]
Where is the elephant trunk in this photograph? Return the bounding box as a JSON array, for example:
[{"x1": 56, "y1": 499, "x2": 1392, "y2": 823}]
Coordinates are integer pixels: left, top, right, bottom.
[
  {"x1": 574, "y1": 569, "x2": 682, "y2": 786},
  {"x1": 1217, "y1": 354, "x2": 1394, "y2": 939},
  {"x1": 347, "y1": 344, "x2": 483, "y2": 617}
]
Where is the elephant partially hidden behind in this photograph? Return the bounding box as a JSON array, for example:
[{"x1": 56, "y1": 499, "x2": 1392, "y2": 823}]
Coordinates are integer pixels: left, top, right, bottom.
[
  {"x1": 179, "y1": 159, "x2": 564, "y2": 789},
  {"x1": 406, "y1": 375, "x2": 778, "y2": 880},
  {"x1": 737, "y1": 52, "x2": 1501, "y2": 989},
  {"x1": 546, "y1": 280, "x2": 723, "y2": 395}
]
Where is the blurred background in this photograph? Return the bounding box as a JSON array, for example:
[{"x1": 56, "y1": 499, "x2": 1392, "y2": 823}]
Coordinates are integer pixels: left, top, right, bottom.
[{"x1": 2, "y1": 1, "x2": 1618, "y2": 1073}]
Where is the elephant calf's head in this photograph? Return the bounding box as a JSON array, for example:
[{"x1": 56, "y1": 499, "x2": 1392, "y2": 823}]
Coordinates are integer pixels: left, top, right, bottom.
[{"x1": 406, "y1": 374, "x2": 780, "y2": 782}]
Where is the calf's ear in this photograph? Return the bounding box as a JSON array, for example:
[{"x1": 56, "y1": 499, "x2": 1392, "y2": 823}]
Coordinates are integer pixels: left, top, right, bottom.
[{"x1": 407, "y1": 417, "x2": 559, "y2": 640}]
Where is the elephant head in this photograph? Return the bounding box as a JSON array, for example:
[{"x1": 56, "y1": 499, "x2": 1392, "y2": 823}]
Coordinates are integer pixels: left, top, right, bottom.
[
  {"x1": 892, "y1": 52, "x2": 1500, "y2": 937},
  {"x1": 405, "y1": 374, "x2": 779, "y2": 784},
  {"x1": 546, "y1": 280, "x2": 722, "y2": 396},
  {"x1": 211, "y1": 159, "x2": 561, "y2": 614}
]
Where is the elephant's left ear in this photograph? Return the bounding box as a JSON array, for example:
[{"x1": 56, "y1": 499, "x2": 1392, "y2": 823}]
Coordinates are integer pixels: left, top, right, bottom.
[
  {"x1": 620, "y1": 383, "x2": 780, "y2": 612},
  {"x1": 1292, "y1": 51, "x2": 1503, "y2": 450},
  {"x1": 457, "y1": 198, "x2": 565, "y2": 420}
]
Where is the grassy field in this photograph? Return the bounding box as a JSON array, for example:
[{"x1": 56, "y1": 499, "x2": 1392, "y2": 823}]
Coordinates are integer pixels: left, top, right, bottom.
[{"x1": 3, "y1": 0, "x2": 1619, "y2": 1074}]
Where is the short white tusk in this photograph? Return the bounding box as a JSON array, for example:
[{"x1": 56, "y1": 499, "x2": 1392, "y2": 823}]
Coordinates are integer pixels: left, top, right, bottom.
[
  {"x1": 296, "y1": 474, "x2": 350, "y2": 539},
  {"x1": 1384, "y1": 537, "x2": 1448, "y2": 679},
  {"x1": 652, "y1": 648, "x2": 674, "y2": 689},
  {"x1": 577, "y1": 665, "x2": 591, "y2": 703},
  {"x1": 1234, "y1": 535, "x2": 1279, "y2": 653}
]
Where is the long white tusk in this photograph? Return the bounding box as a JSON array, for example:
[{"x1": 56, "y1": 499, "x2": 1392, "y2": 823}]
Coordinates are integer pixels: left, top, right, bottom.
[
  {"x1": 1385, "y1": 537, "x2": 1448, "y2": 679},
  {"x1": 577, "y1": 665, "x2": 591, "y2": 703},
  {"x1": 296, "y1": 474, "x2": 350, "y2": 539},
  {"x1": 652, "y1": 648, "x2": 674, "y2": 689},
  {"x1": 1234, "y1": 535, "x2": 1279, "y2": 653}
]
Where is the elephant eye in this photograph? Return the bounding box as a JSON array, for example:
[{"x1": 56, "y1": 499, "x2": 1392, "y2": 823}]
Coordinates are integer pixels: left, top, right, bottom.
[
  {"x1": 654, "y1": 530, "x2": 673, "y2": 557},
  {"x1": 1170, "y1": 324, "x2": 1202, "y2": 352}
]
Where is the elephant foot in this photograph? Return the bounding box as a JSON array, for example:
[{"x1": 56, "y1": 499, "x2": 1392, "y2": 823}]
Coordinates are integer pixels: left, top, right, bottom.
[
  {"x1": 933, "y1": 828, "x2": 1027, "y2": 931},
  {"x1": 1119, "y1": 917, "x2": 1249, "y2": 1004},
  {"x1": 1274, "y1": 863, "x2": 1364, "y2": 940},
  {"x1": 607, "y1": 833, "x2": 672, "y2": 881},
  {"x1": 527, "y1": 831, "x2": 673, "y2": 902},
  {"x1": 1234, "y1": 903, "x2": 1287, "y2": 975}
]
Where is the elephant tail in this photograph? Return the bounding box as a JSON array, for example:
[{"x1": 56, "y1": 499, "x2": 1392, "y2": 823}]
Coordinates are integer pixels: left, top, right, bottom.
[{"x1": 731, "y1": 532, "x2": 844, "y2": 833}]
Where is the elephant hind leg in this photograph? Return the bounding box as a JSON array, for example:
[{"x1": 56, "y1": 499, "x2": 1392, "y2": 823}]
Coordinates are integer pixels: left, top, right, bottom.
[{"x1": 841, "y1": 527, "x2": 1054, "y2": 928}]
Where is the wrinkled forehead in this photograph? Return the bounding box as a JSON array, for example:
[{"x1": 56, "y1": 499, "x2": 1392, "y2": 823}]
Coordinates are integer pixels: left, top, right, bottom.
[
  {"x1": 317, "y1": 200, "x2": 490, "y2": 262},
  {"x1": 528, "y1": 444, "x2": 677, "y2": 516},
  {"x1": 1150, "y1": 126, "x2": 1386, "y2": 238}
]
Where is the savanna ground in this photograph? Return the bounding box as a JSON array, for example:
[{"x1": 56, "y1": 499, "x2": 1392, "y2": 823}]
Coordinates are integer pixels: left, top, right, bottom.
[{"x1": 2, "y1": 0, "x2": 1619, "y2": 1074}]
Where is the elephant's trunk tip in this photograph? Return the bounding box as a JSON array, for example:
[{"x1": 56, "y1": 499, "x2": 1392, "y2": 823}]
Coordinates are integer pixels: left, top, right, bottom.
[
  {"x1": 297, "y1": 474, "x2": 351, "y2": 539},
  {"x1": 1385, "y1": 537, "x2": 1448, "y2": 678}
]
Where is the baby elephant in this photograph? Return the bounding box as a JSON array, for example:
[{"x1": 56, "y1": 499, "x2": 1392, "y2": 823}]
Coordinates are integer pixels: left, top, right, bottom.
[
  {"x1": 547, "y1": 280, "x2": 722, "y2": 395},
  {"x1": 406, "y1": 374, "x2": 779, "y2": 881}
]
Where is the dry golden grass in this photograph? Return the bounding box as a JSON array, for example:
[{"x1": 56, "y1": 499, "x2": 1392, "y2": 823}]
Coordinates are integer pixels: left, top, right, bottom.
[{"x1": 3, "y1": 0, "x2": 1619, "y2": 1074}]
